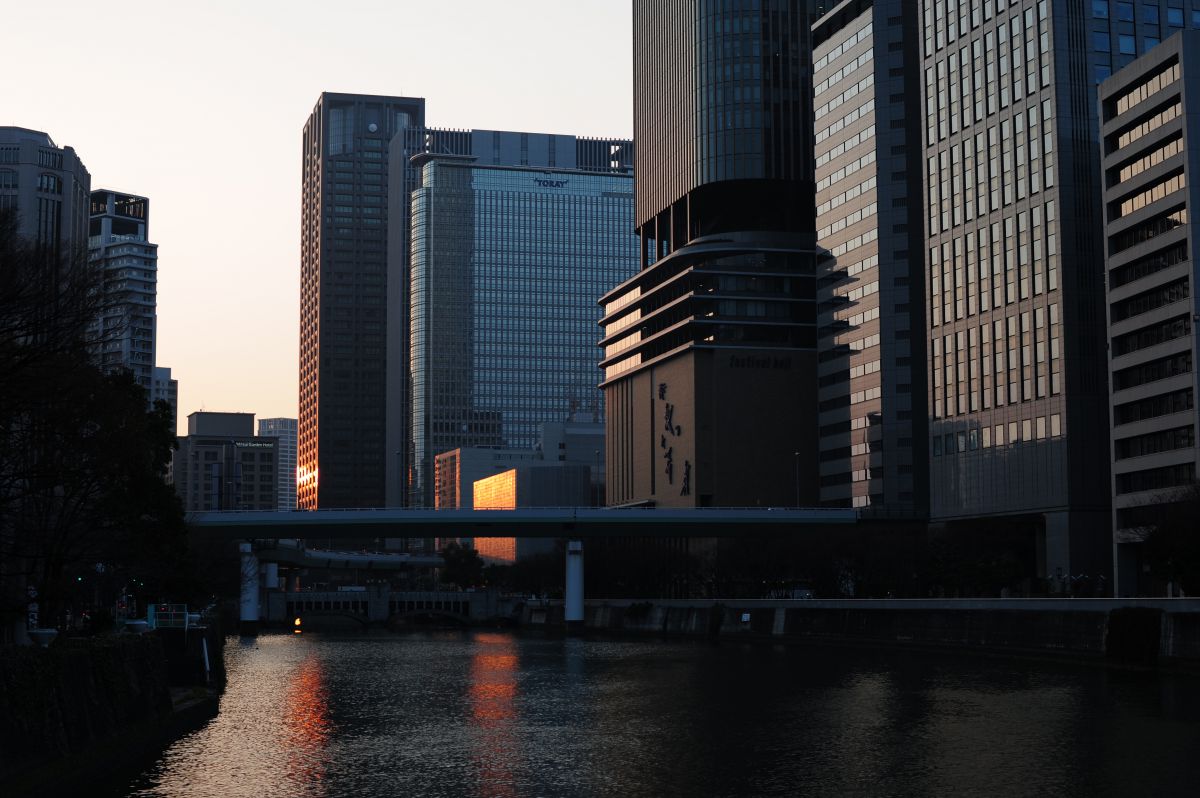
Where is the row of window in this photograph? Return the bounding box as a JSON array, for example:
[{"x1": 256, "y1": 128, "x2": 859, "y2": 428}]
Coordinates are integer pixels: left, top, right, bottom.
[
  {"x1": 932, "y1": 413, "x2": 1063, "y2": 456},
  {"x1": 1109, "y1": 241, "x2": 1188, "y2": 288},
  {"x1": 1115, "y1": 423, "x2": 1194, "y2": 460},
  {"x1": 1113, "y1": 134, "x2": 1183, "y2": 186},
  {"x1": 1114, "y1": 387, "x2": 1193, "y2": 425},
  {"x1": 1112, "y1": 313, "x2": 1191, "y2": 356},
  {"x1": 1109, "y1": 277, "x2": 1189, "y2": 322},
  {"x1": 1111, "y1": 59, "x2": 1180, "y2": 118},
  {"x1": 1113, "y1": 170, "x2": 1185, "y2": 218}
]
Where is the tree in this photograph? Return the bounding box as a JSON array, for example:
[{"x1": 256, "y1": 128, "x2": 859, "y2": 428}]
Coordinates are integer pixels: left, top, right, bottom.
[
  {"x1": 439, "y1": 542, "x2": 485, "y2": 589},
  {"x1": 0, "y1": 209, "x2": 189, "y2": 635}
]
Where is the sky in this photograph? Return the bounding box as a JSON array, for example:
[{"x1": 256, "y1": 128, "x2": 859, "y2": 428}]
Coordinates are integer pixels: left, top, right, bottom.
[{"x1": 2, "y1": 0, "x2": 633, "y2": 434}]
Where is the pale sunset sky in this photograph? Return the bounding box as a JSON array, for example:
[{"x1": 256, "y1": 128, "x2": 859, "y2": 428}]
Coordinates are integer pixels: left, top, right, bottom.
[{"x1": 2, "y1": 0, "x2": 633, "y2": 433}]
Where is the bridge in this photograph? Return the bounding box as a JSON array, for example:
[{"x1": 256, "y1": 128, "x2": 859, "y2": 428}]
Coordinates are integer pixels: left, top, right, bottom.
[
  {"x1": 190, "y1": 506, "x2": 857, "y2": 540},
  {"x1": 269, "y1": 589, "x2": 506, "y2": 627},
  {"x1": 190, "y1": 507, "x2": 858, "y2": 633}
]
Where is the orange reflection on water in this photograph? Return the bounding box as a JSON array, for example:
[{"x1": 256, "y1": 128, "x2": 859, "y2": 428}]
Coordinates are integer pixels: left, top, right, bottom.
[
  {"x1": 284, "y1": 654, "x2": 331, "y2": 791},
  {"x1": 468, "y1": 632, "x2": 520, "y2": 797}
]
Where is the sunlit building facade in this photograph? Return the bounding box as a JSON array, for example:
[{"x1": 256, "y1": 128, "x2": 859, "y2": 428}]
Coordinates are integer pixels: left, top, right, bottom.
[
  {"x1": 812, "y1": 0, "x2": 928, "y2": 516},
  {"x1": 408, "y1": 152, "x2": 637, "y2": 508},
  {"x1": 298, "y1": 92, "x2": 425, "y2": 510},
  {"x1": 1099, "y1": 29, "x2": 1200, "y2": 594}
]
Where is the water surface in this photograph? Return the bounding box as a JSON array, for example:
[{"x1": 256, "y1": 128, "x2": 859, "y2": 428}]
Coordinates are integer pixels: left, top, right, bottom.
[{"x1": 126, "y1": 630, "x2": 1200, "y2": 796}]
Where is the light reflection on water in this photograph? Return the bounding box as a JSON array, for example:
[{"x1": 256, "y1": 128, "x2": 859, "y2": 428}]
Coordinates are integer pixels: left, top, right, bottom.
[{"x1": 126, "y1": 630, "x2": 1200, "y2": 797}]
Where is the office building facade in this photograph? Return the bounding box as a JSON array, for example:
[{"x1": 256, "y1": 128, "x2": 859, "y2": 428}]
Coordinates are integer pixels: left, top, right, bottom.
[
  {"x1": 812, "y1": 0, "x2": 929, "y2": 515},
  {"x1": 916, "y1": 0, "x2": 1200, "y2": 581},
  {"x1": 1099, "y1": 29, "x2": 1200, "y2": 594},
  {"x1": 298, "y1": 92, "x2": 425, "y2": 510},
  {"x1": 386, "y1": 128, "x2": 634, "y2": 508},
  {"x1": 600, "y1": 0, "x2": 820, "y2": 508},
  {"x1": 88, "y1": 190, "x2": 158, "y2": 391},
  {"x1": 259, "y1": 417, "x2": 299, "y2": 510},
  {"x1": 170, "y1": 412, "x2": 278, "y2": 512},
  {"x1": 408, "y1": 151, "x2": 637, "y2": 508},
  {"x1": 0, "y1": 127, "x2": 90, "y2": 256}
]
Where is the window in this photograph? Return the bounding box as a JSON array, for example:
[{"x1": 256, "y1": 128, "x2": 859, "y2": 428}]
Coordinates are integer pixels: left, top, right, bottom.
[
  {"x1": 1118, "y1": 34, "x2": 1136, "y2": 55},
  {"x1": 1092, "y1": 0, "x2": 1109, "y2": 17},
  {"x1": 1167, "y1": 7, "x2": 1183, "y2": 26},
  {"x1": 1142, "y1": 6, "x2": 1160, "y2": 23},
  {"x1": 1115, "y1": 2, "x2": 1133, "y2": 22},
  {"x1": 0, "y1": 169, "x2": 16, "y2": 189},
  {"x1": 1094, "y1": 31, "x2": 1110, "y2": 51}
]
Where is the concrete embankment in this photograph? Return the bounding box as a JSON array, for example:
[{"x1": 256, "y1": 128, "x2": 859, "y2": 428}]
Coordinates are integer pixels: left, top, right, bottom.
[
  {"x1": 522, "y1": 598, "x2": 1200, "y2": 667},
  {"x1": 0, "y1": 628, "x2": 224, "y2": 797}
]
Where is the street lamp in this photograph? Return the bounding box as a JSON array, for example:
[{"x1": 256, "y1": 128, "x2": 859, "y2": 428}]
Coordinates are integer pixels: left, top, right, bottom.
[{"x1": 793, "y1": 451, "x2": 800, "y2": 508}]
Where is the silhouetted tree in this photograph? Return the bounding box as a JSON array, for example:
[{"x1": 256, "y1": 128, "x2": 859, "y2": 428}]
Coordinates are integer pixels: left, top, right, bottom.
[
  {"x1": 0, "y1": 209, "x2": 188, "y2": 634},
  {"x1": 439, "y1": 542, "x2": 485, "y2": 589}
]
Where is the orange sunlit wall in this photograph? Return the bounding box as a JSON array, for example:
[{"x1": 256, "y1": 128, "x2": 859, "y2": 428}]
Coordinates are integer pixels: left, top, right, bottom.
[{"x1": 473, "y1": 470, "x2": 517, "y2": 563}]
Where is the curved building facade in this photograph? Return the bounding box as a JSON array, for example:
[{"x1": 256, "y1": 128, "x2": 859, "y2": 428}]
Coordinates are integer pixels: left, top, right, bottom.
[{"x1": 601, "y1": 0, "x2": 821, "y2": 508}]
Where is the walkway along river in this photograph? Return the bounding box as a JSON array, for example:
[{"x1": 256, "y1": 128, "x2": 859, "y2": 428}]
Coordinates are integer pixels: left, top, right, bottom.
[{"x1": 122, "y1": 629, "x2": 1200, "y2": 797}]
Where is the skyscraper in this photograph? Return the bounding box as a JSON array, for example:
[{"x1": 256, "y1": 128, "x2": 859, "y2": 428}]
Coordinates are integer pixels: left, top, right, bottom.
[
  {"x1": 258, "y1": 417, "x2": 299, "y2": 510},
  {"x1": 600, "y1": 0, "x2": 820, "y2": 508},
  {"x1": 87, "y1": 190, "x2": 158, "y2": 391},
  {"x1": 1099, "y1": 29, "x2": 1199, "y2": 594},
  {"x1": 298, "y1": 93, "x2": 425, "y2": 510},
  {"x1": 812, "y1": 0, "x2": 929, "y2": 516},
  {"x1": 385, "y1": 127, "x2": 635, "y2": 508},
  {"x1": 407, "y1": 144, "x2": 637, "y2": 508},
  {"x1": 917, "y1": 1, "x2": 1200, "y2": 582}
]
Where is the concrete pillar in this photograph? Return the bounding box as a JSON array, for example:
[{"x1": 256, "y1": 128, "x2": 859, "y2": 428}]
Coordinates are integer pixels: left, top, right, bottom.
[
  {"x1": 565, "y1": 540, "x2": 584, "y2": 634},
  {"x1": 239, "y1": 543, "x2": 260, "y2": 635},
  {"x1": 264, "y1": 562, "x2": 279, "y2": 591}
]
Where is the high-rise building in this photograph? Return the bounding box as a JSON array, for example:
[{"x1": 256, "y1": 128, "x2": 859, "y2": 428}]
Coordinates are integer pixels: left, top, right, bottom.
[
  {"x1": 298, "y1": 93, "x2": 425, "y2": 510},
  {"x1": 258, "y1": 417, "x2": 298, "y2": 510},
  {"x1": 600, "y1": 0, "x2": 820, "y2": 508},
  {"x1": 170, "y1": 412, "x2": 278, "y2": 512},
  {"x1": 0, "y1": 127, "x2": 90, "y2": 256},
  {"x1": 407, "y1": 146, "x2": 637, "y2": 508},
  {"x1": 1099, "y1": 29, "x2": 1199, "y2": 594},
  {"x1": 916, "y1": 1, "x2": 1200, "y2": 582},
  {"x1": 88, "y1": 190, "x2": 158, "y2": 391},
  {"x1": 385, "y1": 128, "x2": 635, "y2": 508},
  {"x1": 812, "y1": 0, "x2": 929, "y2": 516}
]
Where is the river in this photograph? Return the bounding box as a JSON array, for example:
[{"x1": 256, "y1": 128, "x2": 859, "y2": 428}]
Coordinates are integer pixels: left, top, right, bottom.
[{"x1": 123, "y1": 630, "x2": 1200, "y2": 797}]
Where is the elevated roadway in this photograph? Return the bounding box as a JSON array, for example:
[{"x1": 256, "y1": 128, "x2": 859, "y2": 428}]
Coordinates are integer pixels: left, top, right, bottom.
[{"x1": 190, "y1": 506, "x2": 858, "y2": 540}]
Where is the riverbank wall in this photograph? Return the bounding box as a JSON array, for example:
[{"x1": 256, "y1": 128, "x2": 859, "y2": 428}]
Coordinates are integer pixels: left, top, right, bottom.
[
  {"x1": 0, "y1": 628, "x2": 224, "y2": 797},
  {"x1": 523, "y1": 598, "x2": 1200, "y2": 666}
]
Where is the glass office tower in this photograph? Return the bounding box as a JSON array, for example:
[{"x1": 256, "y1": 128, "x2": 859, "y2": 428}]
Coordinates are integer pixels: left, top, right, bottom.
[
  {"x1": 387, "y1": 129, "x2": 633, "y2": 508},
  {"x1": 408, "y1": 155, "x2": 637, "y2": 508}
]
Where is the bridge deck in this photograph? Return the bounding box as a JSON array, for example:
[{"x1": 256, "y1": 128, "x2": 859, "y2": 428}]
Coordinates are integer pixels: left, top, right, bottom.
[{"x1": 191, "y1": 507, "x2": 857, "y2": 539}]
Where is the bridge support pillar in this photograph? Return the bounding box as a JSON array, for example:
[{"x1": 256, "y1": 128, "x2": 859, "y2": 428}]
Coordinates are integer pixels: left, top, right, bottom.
[
  {"x1": 239, "y1": 542, "x2": 260, "y2": 635},
  {"x1": 565, "y1": 540, "x2": 584, "y2": 634}
]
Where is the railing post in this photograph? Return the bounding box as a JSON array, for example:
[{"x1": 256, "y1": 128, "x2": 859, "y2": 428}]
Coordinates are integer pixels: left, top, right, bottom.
[
  {"x1": 239, "y1": 542, "x2": 260, "y2": 635},
  {"x1": 565, "y1": 540, "x2": 584, "y2": 634}
]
